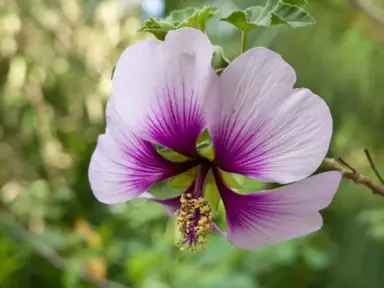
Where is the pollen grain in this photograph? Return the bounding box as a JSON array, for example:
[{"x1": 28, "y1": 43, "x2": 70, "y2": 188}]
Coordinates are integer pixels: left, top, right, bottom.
[{"x1": 175, "y1": 193, "x2": 214, "y2": 253}]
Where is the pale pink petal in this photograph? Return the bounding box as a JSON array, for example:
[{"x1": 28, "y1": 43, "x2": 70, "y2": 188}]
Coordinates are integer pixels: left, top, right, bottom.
[
  {"x1": 89, "y1": 94, "x2": 199, "y2": 204},
  {"x1": 88, "y1": 133, "x2": 197, "y2": 204},
  {"x1": 213, "y1": 168, "x2": 341, "y2": 249},
  {"x1": 112, "y1": 28, "x2": 218, "y2": 157},
  {"x1": 208, "y1": 47, "x2": 332, "y2": 184}
]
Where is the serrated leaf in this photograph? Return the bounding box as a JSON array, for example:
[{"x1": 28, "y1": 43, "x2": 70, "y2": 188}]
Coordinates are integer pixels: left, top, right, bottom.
[
  {"x1": 139, "y1": 17, "x2": 177, "y2": 40},
  {"x1": 250, "y1": 0, "x2": 308, "y2": 6},
  {"x1": 139, "y1": 6, "x2": 217, "y2": 40},
  {"x1": 166, "y1": 7, "x2": 197, "y2": 23},
  {"x1": 282, "y1": 0, "x2": 308, "y2": 6},
  {"x1": 220, "y1": 10, "x2": 259, "y2": 32},
  {"x1": 221, "y1": 0, "x2": 314, "y2": 32},
  {"x1": 184, "y1": 6, "x2": 217, "y2": 31},
  {"x1": 169, "y1": 6, "x2": 217, "y2": 31},
  {"x1": 273, "y1": 2, "x2": 315, "y2": 28}
]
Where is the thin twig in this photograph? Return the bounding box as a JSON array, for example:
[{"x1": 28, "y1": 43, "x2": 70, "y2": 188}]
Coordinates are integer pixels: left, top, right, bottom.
[
  {"x1": 321, "y1": 158, "x2": 384, "y2": 196},
  {"x1": 0, "y1": 208, "x2": 129, "y2": 288},
  {"x1": 337, "y1": 157, "x2": 357, "y2": 173},
  {"x1": 364, "y1": 149, "x2": 384, "y2": 185}
]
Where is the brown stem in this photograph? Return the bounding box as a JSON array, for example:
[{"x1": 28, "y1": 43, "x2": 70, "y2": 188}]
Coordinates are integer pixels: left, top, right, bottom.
[{"x1": 321, "y1": 158, "x2": 384, "y2": 196}]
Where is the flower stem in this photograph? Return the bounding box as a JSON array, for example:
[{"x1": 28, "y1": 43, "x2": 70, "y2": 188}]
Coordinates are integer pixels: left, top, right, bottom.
[{"x1": 241, "y1": 31, "x2": 248, "y2": 53}]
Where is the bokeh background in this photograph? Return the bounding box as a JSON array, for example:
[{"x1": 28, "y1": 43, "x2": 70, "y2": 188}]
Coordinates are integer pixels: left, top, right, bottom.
[{"x1": 1, "y1": 0, "x2": 384, "y2": 287}]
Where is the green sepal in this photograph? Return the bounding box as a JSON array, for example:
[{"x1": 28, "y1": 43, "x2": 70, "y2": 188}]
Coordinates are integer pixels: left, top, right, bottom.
[
  {"x1": 168, "y1": 168, "x2": 198, "y2": 189},
  {"x1": 156, "y1": 146, "x2": 189, "y2": 162},
  {"x1": 222, "y1": 172, "x2": 267, "y2": 194},
  {"x1": 148, "y1": 177, "x2": 184, "y2": 200},
  {"x1": 196, "y1": 129, "x2": 215, "y2": 161},
  {"x1": 213, "y1": 200, "x2": 227, "y2": 231},
  {"x1": 212, "y1": 45, "x2": 230, "y2": 74},
  {"x1": 221, "y1": 171, "x2": 245, "y2": 189},
  {"x1": 203, "y1": 171, "x2": 222, "y2": 213},
  {"x1": 204, "y1": 182, "x2": 221, "y2": 213}
]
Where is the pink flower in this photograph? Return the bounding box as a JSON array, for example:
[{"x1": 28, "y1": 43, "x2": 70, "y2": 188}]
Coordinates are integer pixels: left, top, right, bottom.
[{"x1": 89, "y1": 28, "x2": 341, "y2": 251}]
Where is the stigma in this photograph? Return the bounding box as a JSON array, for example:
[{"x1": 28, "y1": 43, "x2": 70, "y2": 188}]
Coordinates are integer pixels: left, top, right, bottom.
[{"x1": 175, "y1": 193, "x2": 214, "y2": 252}]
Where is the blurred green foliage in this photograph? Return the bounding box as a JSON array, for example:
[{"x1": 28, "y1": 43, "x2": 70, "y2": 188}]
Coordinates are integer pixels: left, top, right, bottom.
[{"x1": 1, "y1": 0, "x2": 384, "y2": 287}]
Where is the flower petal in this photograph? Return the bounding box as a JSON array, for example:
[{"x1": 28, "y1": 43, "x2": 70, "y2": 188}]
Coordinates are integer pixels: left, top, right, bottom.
[
  {"x1": 112, "y1": 28, "x2": 218, "y2": 157},
  {"x1": 89, "y1": 93, "x2": 200, "y2": 204},
  {"x1": 89, "y1": 133, "x2": 198, "y2": 204},
  {"x1": 89, "y1": 97, "x2": 200, "y2": 205},
  {"x1": 208, "y1": 47, "x2": 332, "y2": 184},
  {"x1": 213, "y1": 168, "x2": 341, "y2": 249}
]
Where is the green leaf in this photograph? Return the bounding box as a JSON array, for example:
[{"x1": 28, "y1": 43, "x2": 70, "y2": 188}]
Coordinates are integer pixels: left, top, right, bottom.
[
  {"x1": 273, "y1": 2, "x2": 315, "y2": 28},
  {"x1": 220, "y1": 10, "x2": 259, "y2": 32},
  {"x1": 282, "y1": 0, "x2": 308, "y2": 6},
  {"x1": 139, "y1": 6, "x2": 217, "y2": 40},
  {"x1": 166, "y1": 7, "x2": 197, "y2": 23},
  {"x1": 139, "y1": 17, "x2": 177, "y2": 40},
  {"x1": 247, "y1": 0, "x2": 308, "y2": 7},
  {"x1": 220, "y1": 0, "x2": 315, "y2": 32},
  {"x1": 156, "y1": 146, "x2": 189, "y2": 162},
  {"x1": 168, "y1": 6, "x2": 217, "y2": 32}
]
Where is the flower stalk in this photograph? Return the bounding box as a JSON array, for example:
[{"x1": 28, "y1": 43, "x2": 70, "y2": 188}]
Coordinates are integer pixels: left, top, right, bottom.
[{"x1": 241, "y1": 31, "x2": 248, "y2": 53}]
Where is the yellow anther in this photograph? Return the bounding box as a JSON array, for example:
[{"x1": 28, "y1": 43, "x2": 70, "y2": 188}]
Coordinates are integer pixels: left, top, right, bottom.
[{"x1": 175, "y1": 193, "x2": 214, "y2": 253}]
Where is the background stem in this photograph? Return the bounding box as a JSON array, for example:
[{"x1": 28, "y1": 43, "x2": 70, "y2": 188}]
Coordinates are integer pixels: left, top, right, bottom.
[{"x1": 321, "y1": 157, "x2": 384, "y2": 196}]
